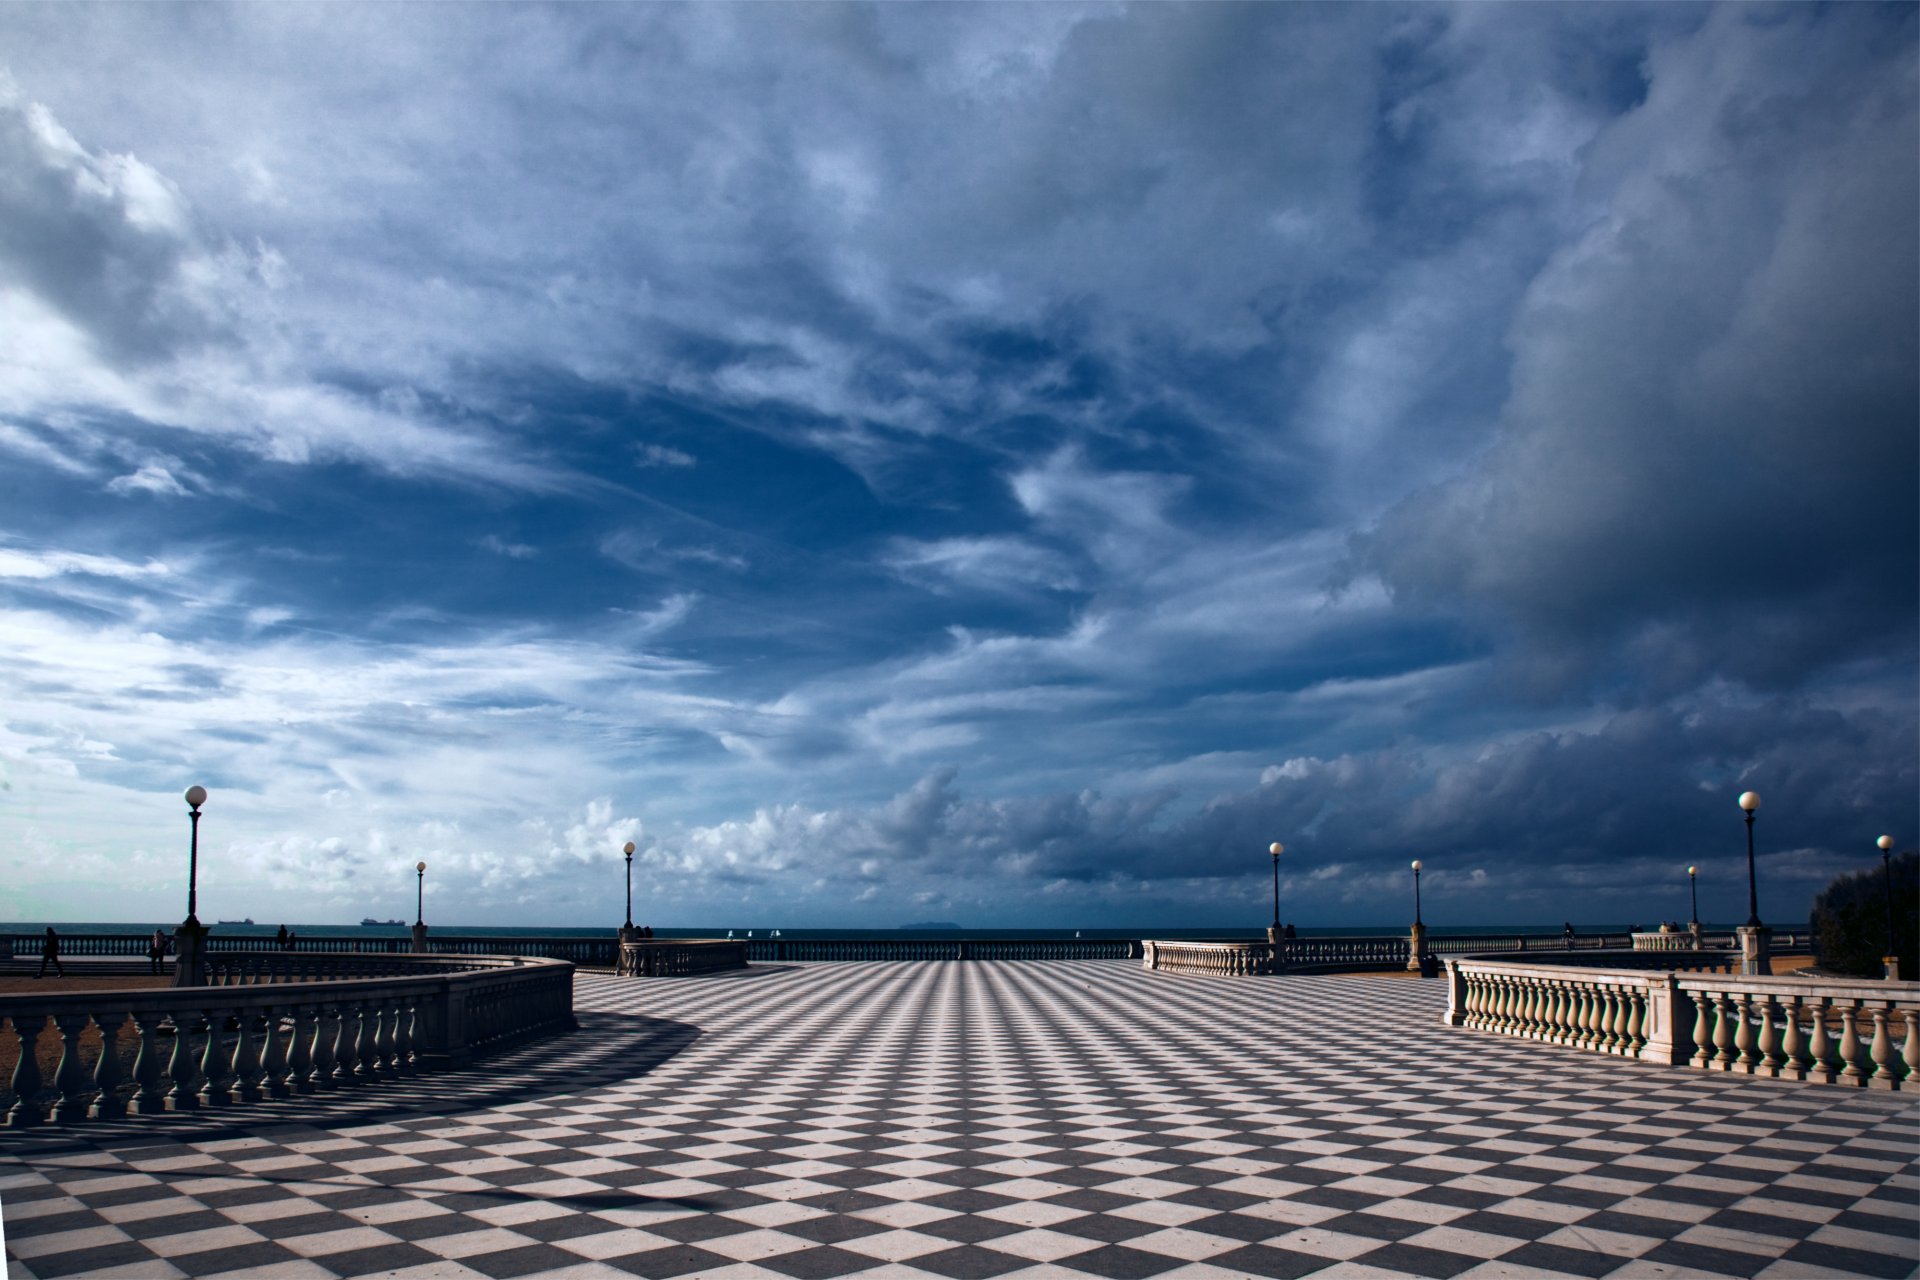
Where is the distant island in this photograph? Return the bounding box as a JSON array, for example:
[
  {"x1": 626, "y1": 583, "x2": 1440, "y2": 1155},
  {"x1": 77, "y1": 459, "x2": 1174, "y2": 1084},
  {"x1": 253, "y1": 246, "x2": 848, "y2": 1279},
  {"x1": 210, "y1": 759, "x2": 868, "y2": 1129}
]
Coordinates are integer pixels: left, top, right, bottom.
[{"x1": 899, "y1": 921, "x2": 962, "y2": 931}]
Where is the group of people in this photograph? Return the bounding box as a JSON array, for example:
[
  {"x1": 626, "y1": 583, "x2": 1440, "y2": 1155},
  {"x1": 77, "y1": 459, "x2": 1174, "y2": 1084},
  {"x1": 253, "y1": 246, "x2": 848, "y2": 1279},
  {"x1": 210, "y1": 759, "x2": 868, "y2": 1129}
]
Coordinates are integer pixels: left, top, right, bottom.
[{"x1": 32, "y1": 923, "x2": 302, "y2": 979}]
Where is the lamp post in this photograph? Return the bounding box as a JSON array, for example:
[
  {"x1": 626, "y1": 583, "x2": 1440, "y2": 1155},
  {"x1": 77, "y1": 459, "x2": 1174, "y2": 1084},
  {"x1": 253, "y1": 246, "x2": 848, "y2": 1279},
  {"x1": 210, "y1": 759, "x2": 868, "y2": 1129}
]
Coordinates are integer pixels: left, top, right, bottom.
[
  {"x1": 623, "y1": 841, "x2": 636, "y2": 930},
  {"x1": 1406, "y1": 859, "x2": 1431, "y2": 975},
  {"x1": 1738, "y1": 791, "x2": 1761, "y2": 927},
  {"x1": 1269, "y1": 842, "x2": 1283, "y2": 939},
  {"x1": 1411, "y1": 859, "x2": 1424, "y2": 926},
  {"x1": 1878, "y1": 835, "x2": 1896, "y2": 963},
  {"x1": 183, "y1": 785, "x2": 207, "y2": 926},
  {"x1": 174, "y1": 785, "x2": 210, "y2": 987},
  {"x1": 411, "y1": 861, "x2": 429, "y2": 954},
  {"x1": 1687, "y1": 865, "x2": 1698, "y2": 928}
]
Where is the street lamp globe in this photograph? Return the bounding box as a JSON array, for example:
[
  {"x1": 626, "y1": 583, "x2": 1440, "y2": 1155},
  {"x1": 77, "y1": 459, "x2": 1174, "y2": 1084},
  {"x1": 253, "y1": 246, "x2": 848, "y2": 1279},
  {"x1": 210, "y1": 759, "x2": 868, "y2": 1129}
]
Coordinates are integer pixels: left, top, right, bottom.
[
  {"x1": 416, "y1": 860, "x2": 426, "y2": 874},
  {"x1": 624, "y1": 841, "x2": 636, "y2": 856},
  {"x1": 1270, "y1": 842, "x2": 1283, "y2": 857},
  {"x1": 1410, "y1": 859, "x2": 1422, "y2": 871},
  {"x1": 185, "y1": 785, "x2": 207, "y2": 809},
  {"x1": 1878, "y1": 835, "x2": 1894, "y2": 852},
  {"x1": 1738, "y1": 791, "x2": 1760, "y2": 813}
]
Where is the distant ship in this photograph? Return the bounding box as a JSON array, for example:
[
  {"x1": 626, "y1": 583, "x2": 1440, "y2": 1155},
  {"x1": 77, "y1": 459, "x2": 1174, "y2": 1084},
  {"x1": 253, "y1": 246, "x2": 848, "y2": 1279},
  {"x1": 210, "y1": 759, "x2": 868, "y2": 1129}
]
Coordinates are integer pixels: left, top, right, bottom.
[
  {"x1": 361, "y1": 917, "x2": 404, "y2": 927},
  {"x1": 217, "y1": 917, "x2": 255, "y2": 926}
]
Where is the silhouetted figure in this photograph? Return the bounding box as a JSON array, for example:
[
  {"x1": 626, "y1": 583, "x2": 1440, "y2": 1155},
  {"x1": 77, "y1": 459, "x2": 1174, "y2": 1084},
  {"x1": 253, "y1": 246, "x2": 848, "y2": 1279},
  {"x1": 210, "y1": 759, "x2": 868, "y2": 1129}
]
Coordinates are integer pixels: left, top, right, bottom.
[
  {"x1": 276, "y1": 924, "x2": 291, "y2": 950},
  {"x1": 148, "y1": 928, "x2": 168, "y2": 974},
  {"x1": 36, "y1": 927, "x2": 63, "y2": 979},
  {"x1": 1563, "y1": 920, "x2": 1575, "y2": 950},
  {"x1": 1283, "y1": 923, "x2": 1297, "y2": 940}
]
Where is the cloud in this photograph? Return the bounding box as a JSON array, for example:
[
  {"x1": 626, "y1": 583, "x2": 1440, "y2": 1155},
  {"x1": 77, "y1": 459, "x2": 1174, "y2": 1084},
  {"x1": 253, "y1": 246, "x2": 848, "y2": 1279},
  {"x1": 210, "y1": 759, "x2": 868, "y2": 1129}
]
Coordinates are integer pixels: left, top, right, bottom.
[
  {"x1": 636, "y1": 443, "x2": 695, "y2": 469},
  {"x1": 476, "y1": 534, "x2": 537, "y2": 560},
  {"x1": 105, "y1": 462, "x2": 191, "y2": 497},
  {"x1": 1353, "y1": 4, "x2": 1919, "y2": 697}
]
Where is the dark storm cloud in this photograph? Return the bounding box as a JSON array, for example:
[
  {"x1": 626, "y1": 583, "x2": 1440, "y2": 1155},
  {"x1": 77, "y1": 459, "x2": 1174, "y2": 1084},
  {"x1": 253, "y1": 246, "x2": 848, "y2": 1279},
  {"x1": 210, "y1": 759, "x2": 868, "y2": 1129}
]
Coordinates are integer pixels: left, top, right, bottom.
[{"x1": 1355, "y1": 4, "x2": 1919, "y2": 698}]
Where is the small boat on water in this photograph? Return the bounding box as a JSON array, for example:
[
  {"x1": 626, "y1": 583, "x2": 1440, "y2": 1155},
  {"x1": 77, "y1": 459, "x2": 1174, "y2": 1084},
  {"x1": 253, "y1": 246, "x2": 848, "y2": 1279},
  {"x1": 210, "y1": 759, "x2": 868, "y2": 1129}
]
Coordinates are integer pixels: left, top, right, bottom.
[
  {"x1": 217, "y1": 917, "x2": 255, "y2": 926},
  {"x1": 360, "y1": 917, "x2": 404, "y2": 927}
]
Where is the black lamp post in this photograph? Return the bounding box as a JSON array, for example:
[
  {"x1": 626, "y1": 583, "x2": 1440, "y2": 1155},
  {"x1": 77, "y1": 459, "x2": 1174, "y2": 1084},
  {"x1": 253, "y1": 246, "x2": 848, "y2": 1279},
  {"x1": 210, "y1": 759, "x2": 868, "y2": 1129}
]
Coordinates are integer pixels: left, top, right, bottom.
[
  {"x1": 183, "y1": 785, "x2": 207, "y2": 925},
  {"x1": 1738, "y1": 791, "x2": 1762, "y2": 928},
  {"x1": 415, "y1": 861, "x2": 427, "y2": 926},
  {"x1": 1269, "y1": 842, "x2": 1283, "y2": 935},
  {"x1": 1411, "y1": 859, "x2": 1423, "y2": 925},
  {"x1": 1879, "y1": 835, "x2": 1896, "y2": 957},
  {"x1": 1687, "y1": 864, "x2": 1698, "y2": 927},
  {"x1": 623, "y1": 841, "x2": 636, "y2": 929}
]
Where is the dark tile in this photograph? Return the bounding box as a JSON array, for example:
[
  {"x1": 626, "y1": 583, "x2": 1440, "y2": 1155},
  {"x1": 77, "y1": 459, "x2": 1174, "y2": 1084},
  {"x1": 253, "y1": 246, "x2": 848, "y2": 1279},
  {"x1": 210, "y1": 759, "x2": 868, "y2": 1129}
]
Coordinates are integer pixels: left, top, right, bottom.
[
  {"x1": 1831, "y1": 1209, "x2": 1920, "y2": 1241},
  {"x1": 647, "y1": 1213, "x2": 758, "y2": 1244},
  {"x1": 1779, "y1": 1240, "x2": 1920, "y2": 1280},
  {"x1": 1288, "y1": 1186, "x2": 1387, "y2": 1212},
  {"x1": 912, "y1": 1243, "x2": 1032, "y2": 1279},
  {"x1": 1347, "y1": 1242, "x2": 1484, "y2": 1278},
  {"x1": 919, "y1": 1214, "x2": 1025, "y2": 1245},
  {"x1": 1057, "y1": 1242, "x2": 1182, "y2": 1279},
  {"x1": 1408, "y1": 1185, "x2": 1504, "y2": 1211},
  {"x1": 1322, "y1": 1210, "x2": 1432, "y2": 1242},
  {"x1": 794, "y1": 1188, "x2": 897, "y2": 1215},
  {"x1": 11, "y1": 1241, "x2": 159, "y2": 1279},
  {"x1": 380, "y1": 1211, "x2": 488, "y2": 1240},
  {"x1": 1494, "y1": 1240, "x2": 1620, "y2": 1278},
  {"x1": 464, "y1": 1242, "x2": 593, "y2": 1277},
  {"x1": 761, "y1": 1243, "x2": 889, "y2": 1278},
  {"x1": 1048, "y1": 1188, "x2": 1142, "y2": 1214},
  {"x1": 1205, "y1": 1243, "x2": 1329, "y2": 1279},
  {"x1": 512, "y1": 1212, "x2": 628, "y2": 1242},
  {"x1": 295, "y1": 1241, "x2": 442, "y2": 1276},
  {"x1": 165, "y1": 1241, "x2": 303, "y2": 1274},
  {"x1": 1165, "y1": 1186, "x2": 1265, "y2": 1213},
  {"x1": 71, "y1": 1182, "x2": 174, "y2": 1208},
  {"x1": 919, "y1": 1188, "x2": 1022, "y2": 1214},
  {"x1": 778, "y1": 1214, "x2": 892, "y2": 1245},
  {"x1": 1052, "y1": 1213, "x2": 1160, "y2": 1244}
]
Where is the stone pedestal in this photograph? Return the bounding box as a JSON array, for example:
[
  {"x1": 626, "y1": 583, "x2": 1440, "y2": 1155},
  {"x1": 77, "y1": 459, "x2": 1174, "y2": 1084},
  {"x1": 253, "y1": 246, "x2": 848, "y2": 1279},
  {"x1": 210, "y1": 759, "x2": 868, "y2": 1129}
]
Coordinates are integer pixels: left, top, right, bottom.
[
  {"x1": 410, "y1": 922, "x2": 429, "y2": 955},
  {"x1": 1407, "y1": 922, "x2": 1429, "y2": 974},
  {"x1": 1736, "y1": 925, "x2": 1772, "y2": 976},
  {"x1": 617, "y1": 925, "x2": 643, "y2": 976},
  {"x1": 172, "y1": 919, "x2": 208, "y2": 988},
  {"x1": 1689, "y1": 922, "x2": 1703, "y2": 949},
  {"x1": 1885, "y1": 955, "x2": 1903, "y2": 982}
]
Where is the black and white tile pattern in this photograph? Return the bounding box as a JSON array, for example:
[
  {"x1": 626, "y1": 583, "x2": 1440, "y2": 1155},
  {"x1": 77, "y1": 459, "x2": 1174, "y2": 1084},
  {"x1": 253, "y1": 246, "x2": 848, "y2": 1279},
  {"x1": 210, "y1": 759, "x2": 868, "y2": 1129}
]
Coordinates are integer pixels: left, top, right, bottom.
[{"x1": 3, "y1": 961, "x2": 1915, "y2": 1278}]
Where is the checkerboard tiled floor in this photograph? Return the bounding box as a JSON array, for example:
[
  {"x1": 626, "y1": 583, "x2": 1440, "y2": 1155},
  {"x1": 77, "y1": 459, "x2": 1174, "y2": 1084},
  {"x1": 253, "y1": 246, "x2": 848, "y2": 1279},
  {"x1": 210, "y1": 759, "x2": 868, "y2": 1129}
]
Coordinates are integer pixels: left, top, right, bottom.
[{"x1": 3, "y1": 962, "x2": 1915, "y2": 1279}]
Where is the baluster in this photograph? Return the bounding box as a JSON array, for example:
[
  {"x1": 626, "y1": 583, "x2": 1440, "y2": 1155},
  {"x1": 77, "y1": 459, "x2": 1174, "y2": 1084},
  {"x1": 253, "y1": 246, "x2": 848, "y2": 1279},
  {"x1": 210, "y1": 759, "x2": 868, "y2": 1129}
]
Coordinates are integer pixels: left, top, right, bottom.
[
  {"x1": 51, "y1": 1013, "x2": 93, "y2": 1122},
  {"x1": 1867, "y1": 1006, "x2": 1897, "y2": 1090},
  {"x1": 1551, "y1": 985, "x2": 1574, "y2": 1043},
  {"x1": 334, "y1": 1003, "x2": 362, "y2": 1084},
  {"x1": 230, "y1": 1010, "x2": 264, "y2": 1103},
  {"x1": 166, "y1": 1014, "x2": 202, "y2": 1110},
  {"x1": 1837, "y1": 1002, "x2": 1867, "y2": 1085},
  {"x1": 89, "y1": 1013, "x2": 126, "y2": 1119},
  {"x1": 286, "y1": 1005, "x2": 313, "y2": 1093},
  {"x1": 1602, "y1": 988, "x2": 1626, "y2": 1054},
  {"x1": 1805, "y1": 996, "x2": 1835, "y2": 1083},
  {"x1": 198, "y1": 1007, "x2": 232, "y2": 1106},
  {"x1": 1574, "y1": 986, "x2": 1597, "y2": 1050},
  {"x1": 1523, "y1": 980, "x2": 1544, "y2": 1038},
  {"x1": 1624, "y1": 988, "x2": 1645, "y2": 1056},
  {"x1": 1901, "y1": 1004, "x2": 1919, "y2": 1086},
  {"x1": 375, "y1": 999, "x2": 399, "y2": 1079},
  {"x1": 1691, "y1": 991, "x2": 1716, "y2": 1067},
  {"x1": 1734, "y1": 997, "x2": 1763, "y2": 1073},
  {"x1": 130, "y1": 1011, "x2": 168, "y2": 1114},
  {"x1": 1781, "y1": 996, "x2": 1809, "y2": 1080},
  {"x1": 1712, "y1": 994, "x2": 1738, "y2": 1067},
  {"x1": 1758, "y1": 996, "x2": 1787, "y2": 1076},
  {"x1": 6, "y1": 1014, "x2": 47, "y2": 1127},
  {"x1": 310, "y1": 1006, "x2": 338, "y2": 1090},
  {"x1": 260, "y1": 1006, "x2": 289, "y2": 1099},
  {"x1": 341, "y1": 1002, "x2": 369, "y2": 1084},
  {"x1": 394, "y1": 997, "x2": 417, "y2": 1074}
]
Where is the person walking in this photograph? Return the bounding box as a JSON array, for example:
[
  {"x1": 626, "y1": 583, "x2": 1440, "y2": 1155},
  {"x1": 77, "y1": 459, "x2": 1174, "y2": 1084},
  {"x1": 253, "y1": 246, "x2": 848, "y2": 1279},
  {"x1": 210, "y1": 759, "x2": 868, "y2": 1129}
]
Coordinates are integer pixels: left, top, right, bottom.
[
  {"x1": 148, "y1": 928, "x2": 168, "y2": 974},
  {"x1": 36, "y1": 926, "x2": 64, "y2": 979}
]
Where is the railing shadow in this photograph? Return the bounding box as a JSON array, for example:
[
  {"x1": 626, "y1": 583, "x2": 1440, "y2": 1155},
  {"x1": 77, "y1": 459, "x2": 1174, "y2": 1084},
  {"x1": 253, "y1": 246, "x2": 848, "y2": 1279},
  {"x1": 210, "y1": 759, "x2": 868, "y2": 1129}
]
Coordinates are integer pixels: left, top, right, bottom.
[{"x1": 0, "y1": 1010, "x2": 699, "y2": 1154}]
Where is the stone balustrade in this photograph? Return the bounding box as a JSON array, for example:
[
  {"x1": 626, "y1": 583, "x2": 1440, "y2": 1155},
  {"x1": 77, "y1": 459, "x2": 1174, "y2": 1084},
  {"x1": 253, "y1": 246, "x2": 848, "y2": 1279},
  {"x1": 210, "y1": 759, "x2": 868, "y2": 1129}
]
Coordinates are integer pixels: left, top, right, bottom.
[
  {"x1": 1, "y1": 956, "x2": 575, "y2": 1128},
  {"x1": 1141, "y1": 940, "x2": 1273, "y2": 976},
  {"x1": 1444, "y1": 955, "x2": 1920, "y2": 1090},
  {"x1": 740, "y1": 938, "x2": 1138, "y2": 963},
  {"x1": 618, "y1": 939, "x2": 749, "y2": 976}
]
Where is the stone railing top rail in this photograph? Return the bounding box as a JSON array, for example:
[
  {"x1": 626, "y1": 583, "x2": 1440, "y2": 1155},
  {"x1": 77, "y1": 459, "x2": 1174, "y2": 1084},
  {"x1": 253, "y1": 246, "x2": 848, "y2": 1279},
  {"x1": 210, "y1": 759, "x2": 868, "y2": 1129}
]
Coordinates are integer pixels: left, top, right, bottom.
[
  {"x1": 1447, "y1": 954, "x2": 1917, "y2": 997},
  {"x1": 0, "y1": 955, "x2": 571, "y2": 1017}
]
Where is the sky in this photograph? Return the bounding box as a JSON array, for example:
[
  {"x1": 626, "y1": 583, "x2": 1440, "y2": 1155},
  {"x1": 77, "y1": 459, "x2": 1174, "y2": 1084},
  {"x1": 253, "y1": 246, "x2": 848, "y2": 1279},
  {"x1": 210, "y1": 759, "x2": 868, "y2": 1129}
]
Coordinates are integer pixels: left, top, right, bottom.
[{"x1": 0, "y1": 2, "x2": 1914, "y2": 931}]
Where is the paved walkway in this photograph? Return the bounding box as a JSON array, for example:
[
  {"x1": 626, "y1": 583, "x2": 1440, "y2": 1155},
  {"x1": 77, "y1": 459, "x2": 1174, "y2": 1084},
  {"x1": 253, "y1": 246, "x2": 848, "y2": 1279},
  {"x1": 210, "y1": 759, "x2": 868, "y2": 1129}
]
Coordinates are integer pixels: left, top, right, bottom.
[{"x1": 1, "y1": 962, "x2": 1915, "y2": 1279}]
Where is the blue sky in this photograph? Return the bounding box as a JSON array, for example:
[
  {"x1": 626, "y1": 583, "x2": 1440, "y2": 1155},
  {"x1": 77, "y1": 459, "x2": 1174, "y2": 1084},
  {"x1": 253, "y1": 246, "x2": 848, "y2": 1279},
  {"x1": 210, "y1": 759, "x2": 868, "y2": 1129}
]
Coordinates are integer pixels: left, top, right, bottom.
[{"x1": 1, "y1": 3, "x2": 1914, "y2": 930}]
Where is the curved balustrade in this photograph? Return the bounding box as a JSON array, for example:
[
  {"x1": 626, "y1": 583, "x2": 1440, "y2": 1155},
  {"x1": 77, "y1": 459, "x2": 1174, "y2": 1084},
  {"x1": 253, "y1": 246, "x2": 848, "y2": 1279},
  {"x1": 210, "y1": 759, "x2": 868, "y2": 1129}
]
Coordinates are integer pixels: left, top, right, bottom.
[
  {"x1": 619, "y1": 940, "x2": 749, "y2": 976},
  {"x1": 1, "y1": 956, "x2": 574, "y2": 1128},
  {"x1": 1445, "y1": 956, "x2": 1920, "y2": 1091},
  {"x1": 738, "y1": 938, "x2": 1138, "y2": 963}
]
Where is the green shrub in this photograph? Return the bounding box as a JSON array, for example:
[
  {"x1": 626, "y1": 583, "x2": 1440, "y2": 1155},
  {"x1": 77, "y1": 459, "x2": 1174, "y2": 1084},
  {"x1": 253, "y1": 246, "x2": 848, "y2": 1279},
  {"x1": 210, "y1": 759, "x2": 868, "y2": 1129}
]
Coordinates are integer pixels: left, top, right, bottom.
[{"x1": 1810, "y1": 851, "x2": 1917, "y2": 977}]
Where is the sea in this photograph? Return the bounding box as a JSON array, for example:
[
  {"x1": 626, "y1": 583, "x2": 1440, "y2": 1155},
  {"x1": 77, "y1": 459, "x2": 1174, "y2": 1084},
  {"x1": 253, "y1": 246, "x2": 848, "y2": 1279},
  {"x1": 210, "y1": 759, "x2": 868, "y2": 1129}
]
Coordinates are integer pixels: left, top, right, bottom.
[{"x1": 3, "y1": 921, "x2": 1666, "y2": 940}]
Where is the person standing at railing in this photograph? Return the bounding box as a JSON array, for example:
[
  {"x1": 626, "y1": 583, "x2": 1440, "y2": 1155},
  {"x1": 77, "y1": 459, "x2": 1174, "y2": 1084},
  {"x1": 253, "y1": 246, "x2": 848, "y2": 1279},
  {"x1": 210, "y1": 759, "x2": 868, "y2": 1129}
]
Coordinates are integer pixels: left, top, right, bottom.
[
  {"x1": 148, "y1": 927, "x2": 169, "y2": 974},
  {"x1": 36, "y1": 926, "x2": 64, "y2": 978},
  {"x1": 1563, "y1": 921, "x2": 1575, "y2": 951}
]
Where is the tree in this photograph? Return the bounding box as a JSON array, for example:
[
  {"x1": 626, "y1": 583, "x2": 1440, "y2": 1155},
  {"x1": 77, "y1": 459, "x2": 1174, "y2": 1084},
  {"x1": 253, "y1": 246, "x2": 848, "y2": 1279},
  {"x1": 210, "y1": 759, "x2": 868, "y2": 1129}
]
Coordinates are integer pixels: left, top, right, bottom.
[{"x1": 1810, "y1": 852, "x2": 1917, "y2": 978}]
